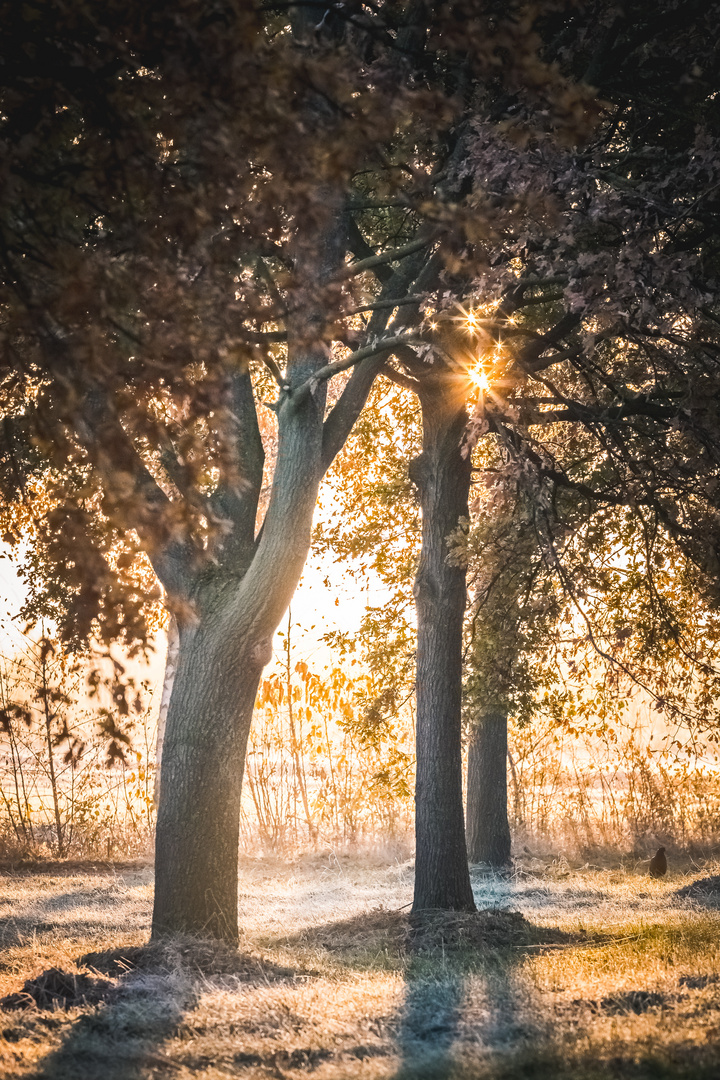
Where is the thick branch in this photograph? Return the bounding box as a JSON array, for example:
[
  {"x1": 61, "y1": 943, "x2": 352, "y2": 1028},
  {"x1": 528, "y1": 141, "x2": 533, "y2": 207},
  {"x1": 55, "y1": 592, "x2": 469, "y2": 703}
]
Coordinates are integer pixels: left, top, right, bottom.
[
  {"x1": 520, "y1": 396, "x2": 682, "y2": 426},
  {"x1": 321, "y1": 247, "x2": 441, "y2": 469},
  {"x1": 78, "y1": 390, "x2": 196, "y2": 597},
  {"x1": 350, "y1": 295, "x2": 426, "y2": 314},
  {"x1": 292, "y1": 334, "x2": 422, "y2": 407},
  {"x1": 260, "y1": 353, "x2": 286, "y2": 389},
  {"x1": 210, "y1": 368, "x2": 265, "y2": 567},
  {"x1": 381, "y1": 362, "x2": 421, "y2": 393},
  {"x1": 346, "y1": 216, "x2": 394, "y2": 284},
  {"x1": 345, "y1": 235, "x2": 434, "y2": 278},
  {"x1": 513, "y1": 312, "x2": 582, "y2": 373}
]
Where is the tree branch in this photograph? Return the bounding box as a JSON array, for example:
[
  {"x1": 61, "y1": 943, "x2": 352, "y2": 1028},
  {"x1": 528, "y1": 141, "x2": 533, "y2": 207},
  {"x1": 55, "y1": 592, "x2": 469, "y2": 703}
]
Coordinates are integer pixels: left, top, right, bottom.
[
  {"x1": 260, "y1": 353, "x2": 287, "y2": 389},
  {"x1": 321, "y1": 246, "x2": 440, "y2": 469},
  {"x1": 344, "y1": 235, "x2": 434, "y2": 278},
  {"x1": 512, "y1": 312, "x2": 582, "y2": 373},
  {"x1": 210, "y1": 368, "x2": 265, "y2": 567},
  {"x1": 381, "y1": 362, "x2": 421, "y2": 393},
  {"x1": 292, "y1": 333, "x2": 423, "y2": 407},
  {"x1": 77, "y1": 390, "x2": 196, "y2": 598},
  {"x1": 349, "y1": 294, "x2": 426, "y2": 314},
  {"x1": 346, "y1": 216, "x2": 394, "y2": 285}
]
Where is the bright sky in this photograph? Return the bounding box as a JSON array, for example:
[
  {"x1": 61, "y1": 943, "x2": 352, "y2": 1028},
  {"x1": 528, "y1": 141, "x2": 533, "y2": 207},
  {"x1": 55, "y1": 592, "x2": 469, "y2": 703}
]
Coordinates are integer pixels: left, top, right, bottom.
[{"x1": 0, "y1": 513, "x2": 392, "y2": 713}]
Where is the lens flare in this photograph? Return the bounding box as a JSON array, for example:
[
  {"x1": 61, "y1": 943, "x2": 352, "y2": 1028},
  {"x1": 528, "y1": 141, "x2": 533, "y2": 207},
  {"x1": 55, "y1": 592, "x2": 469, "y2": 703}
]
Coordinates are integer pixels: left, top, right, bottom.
[{"x1": 469, "y1": 365, "x2": 491, "y2": 390}]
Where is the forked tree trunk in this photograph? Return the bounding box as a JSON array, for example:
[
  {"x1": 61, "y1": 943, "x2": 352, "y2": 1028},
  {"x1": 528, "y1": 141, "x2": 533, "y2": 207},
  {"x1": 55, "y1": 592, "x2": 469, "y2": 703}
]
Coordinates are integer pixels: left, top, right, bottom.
[
  {"x1": 151, "y1": 383, "x2": 327, "y2": 942},
  {"x1": 410, "y1": 375, "x2": 476, "y2": 913},
  {"x1": 152, "y1": 195, "x2": 348, "y2": 942},
  {"x1": 466, "y1": 711, "x2": 512, "y2": 867}
]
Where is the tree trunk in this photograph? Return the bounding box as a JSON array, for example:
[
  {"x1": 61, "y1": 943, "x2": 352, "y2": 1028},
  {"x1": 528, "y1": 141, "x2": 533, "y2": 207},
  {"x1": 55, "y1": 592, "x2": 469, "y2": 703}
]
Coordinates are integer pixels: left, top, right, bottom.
[
  {"x1": 152, "y1": 201, "x2": 344, "y2": 942},
  {"x1": 466, "y1": 711, "x2": 512, "y2": 867},
  {"x1": 152, "y1": 386, "x2": 325, "y2": 942},
  {"x1": 151, "y1": 609, "x2": 264, "y2": 941},
  {"x1": 154, "y1": 614, "x2": 179, "y2": 810},
  {"x1": 410, "y1": 376, "x2": 476, "y2": 913}
]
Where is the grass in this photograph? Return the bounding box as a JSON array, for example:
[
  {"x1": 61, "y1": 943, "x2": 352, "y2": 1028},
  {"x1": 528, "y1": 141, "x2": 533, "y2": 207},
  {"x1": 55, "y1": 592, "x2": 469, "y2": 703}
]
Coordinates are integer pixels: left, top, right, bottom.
[{"x1": 2, "y1": 852, "x2": 720, "y2": 1078}]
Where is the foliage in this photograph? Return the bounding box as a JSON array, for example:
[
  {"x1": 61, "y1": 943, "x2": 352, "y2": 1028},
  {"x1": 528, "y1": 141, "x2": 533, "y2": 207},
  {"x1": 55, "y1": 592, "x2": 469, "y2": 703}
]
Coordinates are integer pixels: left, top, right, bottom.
[
  {"x1": 0, "y1": 631, "x2": 156, "y2": 859},
  {"x1": 314, "y1": 378, "x2": 421, "y2": 709},
  {"x1": 454, "y1": 3, "x2": 720, "y2": 603},
  {"x1": 0, "y1": 0, "x2": 594, "y2": 648},
  {"x1": 246, "y1": 629, "x2": 414, "y2": 851}
]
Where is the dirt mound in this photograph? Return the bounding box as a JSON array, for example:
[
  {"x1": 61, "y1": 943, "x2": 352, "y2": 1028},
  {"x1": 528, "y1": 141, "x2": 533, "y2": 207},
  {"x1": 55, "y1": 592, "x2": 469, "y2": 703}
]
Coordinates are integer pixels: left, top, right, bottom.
[
  {"x1": 675, "y1": 876, "x2": 720, "y2": 903},
  {"x1": 0, "y1": 967, "x2": 113, "y2": 1011},
  {"x1": 294, "y1": 906, "x2": 575, "y2": 956},
  {"x1": 79, "y1": 938, "x2": 295, "y2": 980},
  {"x1": 573, "y1": 989, "x2": 670, "y2": 1015},
  {"x1": 679, "y1": 973, "x2": 719, "y2": 990},
  {"x1": 407, "y1": 908, "x2": 569, "y2": 950},
  {"x1": 295, "y1": 908, "x2": 409, "y2": 953}
]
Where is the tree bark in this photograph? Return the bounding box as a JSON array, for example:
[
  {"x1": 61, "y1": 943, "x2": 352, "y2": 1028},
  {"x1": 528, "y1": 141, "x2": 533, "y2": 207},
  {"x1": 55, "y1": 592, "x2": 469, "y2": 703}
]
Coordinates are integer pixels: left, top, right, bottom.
[
  {"x1": 410, "y1": 375, "x2": 476, "y2": 913},
  {"x1": 152, "y1": 612, "x2": 264, "y2": 940},
  {"x1": 153, "y1": 614, "x2": 179, "y2": 810},
  {"x1": 466, "y1": 711, "x2": 512, "y2": 867}
]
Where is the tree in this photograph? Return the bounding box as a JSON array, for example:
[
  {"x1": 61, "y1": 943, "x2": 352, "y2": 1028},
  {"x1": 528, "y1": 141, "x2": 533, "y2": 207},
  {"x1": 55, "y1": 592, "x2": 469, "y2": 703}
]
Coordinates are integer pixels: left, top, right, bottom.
[
  {"x1": 441, "y1": 1, "x2": 720, "y2": 876},
  {"x1": 458, "y1": 1, "x2": 720, "y2": 589},
  {"x1": 463, "y1": 489, "x2": 557, "y2": 867},
  {"x1": 1, "y1": 1, "x2": 592, "y2": 936}
]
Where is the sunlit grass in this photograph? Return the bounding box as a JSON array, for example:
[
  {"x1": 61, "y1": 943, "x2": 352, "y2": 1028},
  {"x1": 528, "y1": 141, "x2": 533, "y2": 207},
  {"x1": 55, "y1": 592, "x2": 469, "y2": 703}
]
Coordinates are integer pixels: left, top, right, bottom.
[{"x1": 2, "y1": 855, "x2": 720, "y2": 1078}]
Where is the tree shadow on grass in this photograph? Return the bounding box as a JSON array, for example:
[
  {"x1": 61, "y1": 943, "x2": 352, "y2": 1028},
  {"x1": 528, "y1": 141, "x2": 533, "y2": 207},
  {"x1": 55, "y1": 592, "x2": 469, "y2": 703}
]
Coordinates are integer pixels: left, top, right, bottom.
[
  {"x1": 2, "y1": 938, "x2": 299, "y2": 1080},
  {"x1": 392, "y1": 908, "x2": 576, "y2": 1080},
  {"x1": 675, "y1": 876, "x2": 720, "y2": 907},
  {"x1": 283, "y1": 905, "x2": 585, "y2": 1079},
  {"x1": 0, "y1": 886, "x2": 146, "y2": 949}
]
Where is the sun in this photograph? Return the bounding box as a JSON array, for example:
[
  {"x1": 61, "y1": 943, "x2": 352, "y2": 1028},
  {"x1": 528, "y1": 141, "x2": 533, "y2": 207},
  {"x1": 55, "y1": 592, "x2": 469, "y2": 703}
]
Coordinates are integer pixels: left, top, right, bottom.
[{"x1": 468, "y1": 364, "x2": 491, "y2": 391}]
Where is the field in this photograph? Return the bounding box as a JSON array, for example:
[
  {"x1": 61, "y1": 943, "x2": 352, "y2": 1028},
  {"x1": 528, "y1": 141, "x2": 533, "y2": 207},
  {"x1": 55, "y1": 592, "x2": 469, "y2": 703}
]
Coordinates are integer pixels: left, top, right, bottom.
[{"x1": 2, "y1": 854, "x2": 720, "y2": 1079}]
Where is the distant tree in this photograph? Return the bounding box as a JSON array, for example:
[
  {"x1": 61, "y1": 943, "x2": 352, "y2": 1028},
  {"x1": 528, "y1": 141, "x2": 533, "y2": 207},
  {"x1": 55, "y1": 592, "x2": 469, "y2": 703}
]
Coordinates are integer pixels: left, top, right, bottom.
[
  {"x1": 441, "y1": 1, "x2": 720, "y2": 877},
  {"x1": 463, "y1": 490, "x2": 556, "y2": 867}
]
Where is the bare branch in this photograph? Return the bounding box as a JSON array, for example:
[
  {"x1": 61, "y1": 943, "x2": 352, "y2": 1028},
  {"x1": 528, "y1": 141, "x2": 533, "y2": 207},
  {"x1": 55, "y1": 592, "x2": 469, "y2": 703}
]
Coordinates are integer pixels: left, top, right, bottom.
[
  {"x1": 381, "y1": 363, "x2": 421, "y2": 393},
  {"x1": 344, "y1": 235, "x2": 434, "y2": 278},
  {"x1": 292, "y1": 333, "x2": 423, "y2": 406}
]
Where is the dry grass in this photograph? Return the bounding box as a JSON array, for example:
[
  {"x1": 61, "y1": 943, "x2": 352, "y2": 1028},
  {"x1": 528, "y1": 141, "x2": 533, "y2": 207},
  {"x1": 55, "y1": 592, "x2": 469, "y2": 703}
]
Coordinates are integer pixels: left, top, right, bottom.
[{"x1": 2, "y1": 852, "x2": 720, "y2": 1078}]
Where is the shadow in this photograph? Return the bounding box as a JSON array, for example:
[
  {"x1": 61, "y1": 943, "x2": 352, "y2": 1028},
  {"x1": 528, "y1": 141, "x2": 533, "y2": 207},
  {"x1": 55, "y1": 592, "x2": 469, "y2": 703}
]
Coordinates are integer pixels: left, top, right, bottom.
[
  {"x1": 394, "y1": 965, "x2": 463, "y2": 1080},
  {"x1": 4, "y1": 938, "x2": 299, "y2": 1080},
  {"x1": 0, "y1": 859, "x2": 150, "y2": 876},
  {"x1": 675, "y1": 875, "x2": 720, "y2": 907},
  {"x1": 282, "y1": 904, "x2": 589, "y2": 1079},
  {"x1": 0, "y1": 885, "x2": 146, "y2": 950},
  {"x1": 29, "y1": 969, "x2": 195, "y2": 1080},
  {"x1": 393, "y1": 908, "x2": 573, "y2": 1079}
]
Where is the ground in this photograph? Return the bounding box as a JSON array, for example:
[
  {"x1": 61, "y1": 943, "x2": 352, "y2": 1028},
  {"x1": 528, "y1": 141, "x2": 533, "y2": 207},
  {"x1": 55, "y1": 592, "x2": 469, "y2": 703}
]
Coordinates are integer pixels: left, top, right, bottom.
[{"x1": 2, "y1": 853, "x2": 720, "y2": 1079}]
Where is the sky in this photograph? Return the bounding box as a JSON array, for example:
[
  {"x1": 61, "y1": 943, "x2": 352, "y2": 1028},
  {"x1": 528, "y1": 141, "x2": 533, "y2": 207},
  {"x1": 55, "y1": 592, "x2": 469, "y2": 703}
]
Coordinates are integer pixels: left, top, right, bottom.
[{"x1": 0, "y1": 522, "x2": 393, "y2": 715}]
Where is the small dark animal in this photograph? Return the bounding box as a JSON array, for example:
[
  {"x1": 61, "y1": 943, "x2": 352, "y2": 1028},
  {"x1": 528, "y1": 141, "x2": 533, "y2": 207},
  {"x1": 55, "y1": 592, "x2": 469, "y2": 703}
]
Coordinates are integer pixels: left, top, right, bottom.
[{"x1": 649, "y1": 846, "x2": 667, "y2": 879}]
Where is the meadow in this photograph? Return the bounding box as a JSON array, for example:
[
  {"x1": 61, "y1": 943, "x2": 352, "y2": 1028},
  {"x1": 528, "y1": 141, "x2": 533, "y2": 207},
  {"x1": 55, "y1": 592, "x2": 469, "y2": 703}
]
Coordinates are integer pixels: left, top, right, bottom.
[{"x1": 2, "y1": 853, "x2": 720, "y2": 1079}]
